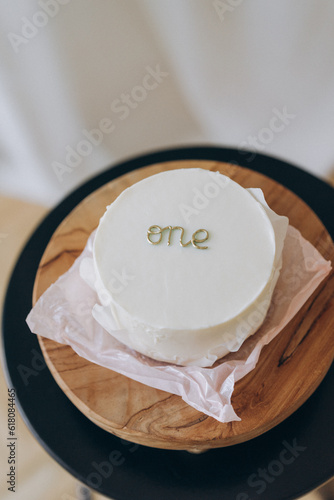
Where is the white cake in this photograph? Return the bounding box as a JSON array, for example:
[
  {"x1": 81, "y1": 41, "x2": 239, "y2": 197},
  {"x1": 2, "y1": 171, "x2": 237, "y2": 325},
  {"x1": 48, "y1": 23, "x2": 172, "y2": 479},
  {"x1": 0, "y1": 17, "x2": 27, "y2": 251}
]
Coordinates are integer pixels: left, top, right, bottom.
[{"x1": 91, "y1": 168, "x2": 288, "y2": 367}]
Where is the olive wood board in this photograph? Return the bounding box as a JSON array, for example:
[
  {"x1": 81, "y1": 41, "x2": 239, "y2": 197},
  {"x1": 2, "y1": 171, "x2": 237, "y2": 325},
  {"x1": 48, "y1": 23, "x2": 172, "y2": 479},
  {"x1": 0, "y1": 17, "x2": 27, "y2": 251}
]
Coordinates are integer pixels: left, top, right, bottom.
[{"x1": 33, "y1": 160, "x2": 334, "y2": 452}]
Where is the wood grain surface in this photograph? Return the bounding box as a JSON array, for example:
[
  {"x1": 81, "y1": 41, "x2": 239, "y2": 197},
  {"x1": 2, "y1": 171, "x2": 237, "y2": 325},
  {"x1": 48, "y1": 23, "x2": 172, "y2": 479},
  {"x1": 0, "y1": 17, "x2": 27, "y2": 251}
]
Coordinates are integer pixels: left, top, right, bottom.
[{"x1": 33, "y1": 160, "x2": 334, "y2": 451}]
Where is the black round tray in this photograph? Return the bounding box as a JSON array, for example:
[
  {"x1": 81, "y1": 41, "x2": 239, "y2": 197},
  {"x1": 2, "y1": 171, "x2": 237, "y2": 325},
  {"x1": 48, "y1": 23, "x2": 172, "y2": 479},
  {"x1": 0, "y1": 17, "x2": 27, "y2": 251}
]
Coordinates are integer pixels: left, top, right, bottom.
[{"x1": 2, "y1": 146, "x2": 334, "y2": 500}]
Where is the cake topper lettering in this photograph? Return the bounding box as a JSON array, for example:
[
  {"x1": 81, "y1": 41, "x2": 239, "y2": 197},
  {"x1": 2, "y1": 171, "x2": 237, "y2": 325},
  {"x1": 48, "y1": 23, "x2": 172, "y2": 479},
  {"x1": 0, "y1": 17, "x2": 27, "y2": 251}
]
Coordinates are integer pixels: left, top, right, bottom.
[{"x1": 147, "y1": 226, "x2": 209, "y2": 249}]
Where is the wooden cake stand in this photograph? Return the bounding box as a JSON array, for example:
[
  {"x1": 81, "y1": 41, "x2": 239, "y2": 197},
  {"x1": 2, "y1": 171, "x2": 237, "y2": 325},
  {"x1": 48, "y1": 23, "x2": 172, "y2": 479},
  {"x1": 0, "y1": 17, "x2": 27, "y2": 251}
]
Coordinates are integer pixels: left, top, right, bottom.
[{"x1": 33, "y1": 160, "x2": 334, "y2": 452}]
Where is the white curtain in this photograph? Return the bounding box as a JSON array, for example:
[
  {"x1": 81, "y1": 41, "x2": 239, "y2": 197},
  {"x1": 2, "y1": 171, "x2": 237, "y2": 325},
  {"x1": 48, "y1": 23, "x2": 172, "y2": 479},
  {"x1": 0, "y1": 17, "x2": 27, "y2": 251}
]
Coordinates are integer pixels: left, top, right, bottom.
[{"x1": 1, "y1": 0, "x2": 334, "y2": 206}]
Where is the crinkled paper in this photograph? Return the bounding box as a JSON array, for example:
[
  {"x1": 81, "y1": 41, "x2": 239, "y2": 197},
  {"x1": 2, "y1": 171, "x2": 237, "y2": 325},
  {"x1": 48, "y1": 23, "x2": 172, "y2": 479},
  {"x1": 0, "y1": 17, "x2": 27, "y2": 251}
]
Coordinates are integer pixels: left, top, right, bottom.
[{"x1": 26, "y1": 226, "x2": 332, "y2": 422}]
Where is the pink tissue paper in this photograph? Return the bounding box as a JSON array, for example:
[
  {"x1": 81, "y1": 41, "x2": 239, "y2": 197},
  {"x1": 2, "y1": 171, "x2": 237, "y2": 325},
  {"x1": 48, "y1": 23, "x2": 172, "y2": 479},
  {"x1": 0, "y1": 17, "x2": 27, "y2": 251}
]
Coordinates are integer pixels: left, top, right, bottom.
[{"x1": 26, "y1": 226, "x2": 332, "y2": 423}]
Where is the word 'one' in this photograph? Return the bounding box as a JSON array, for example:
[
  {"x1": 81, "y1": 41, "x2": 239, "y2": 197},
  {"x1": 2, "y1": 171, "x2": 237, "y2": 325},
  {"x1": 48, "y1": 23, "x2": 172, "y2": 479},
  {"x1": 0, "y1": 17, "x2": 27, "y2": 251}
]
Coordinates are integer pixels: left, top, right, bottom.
[{"x1": 147, "y1": 226, "x2": 209, "y2": 250}]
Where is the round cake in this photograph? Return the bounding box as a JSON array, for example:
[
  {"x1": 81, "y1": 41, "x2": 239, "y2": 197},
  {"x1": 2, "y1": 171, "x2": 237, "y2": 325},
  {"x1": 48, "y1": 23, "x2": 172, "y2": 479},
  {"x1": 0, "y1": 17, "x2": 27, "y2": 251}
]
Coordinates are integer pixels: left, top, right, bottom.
[{"x1": 92, "y1": 168, "x2": 288, "y2": 367}]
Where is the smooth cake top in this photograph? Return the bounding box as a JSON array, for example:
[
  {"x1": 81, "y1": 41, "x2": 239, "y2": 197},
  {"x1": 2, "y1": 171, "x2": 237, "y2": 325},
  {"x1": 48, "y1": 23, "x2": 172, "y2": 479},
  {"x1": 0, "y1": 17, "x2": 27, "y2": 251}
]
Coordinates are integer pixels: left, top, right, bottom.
[{"x1": 93, "y1": 168, "x2": 276, "y2": 330}]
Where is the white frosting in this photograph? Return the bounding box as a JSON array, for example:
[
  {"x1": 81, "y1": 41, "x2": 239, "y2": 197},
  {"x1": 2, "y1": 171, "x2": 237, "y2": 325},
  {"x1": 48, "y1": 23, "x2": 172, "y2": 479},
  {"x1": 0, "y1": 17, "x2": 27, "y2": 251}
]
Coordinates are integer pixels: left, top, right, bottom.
[{"x1": 90, "y1": 168, "x2": 288, "y2": 367}]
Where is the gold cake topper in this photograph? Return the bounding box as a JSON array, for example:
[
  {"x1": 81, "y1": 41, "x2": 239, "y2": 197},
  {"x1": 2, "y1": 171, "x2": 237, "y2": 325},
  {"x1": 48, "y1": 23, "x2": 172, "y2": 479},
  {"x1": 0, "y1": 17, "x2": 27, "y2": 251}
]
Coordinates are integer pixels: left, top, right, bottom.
[{"x1": 147, "y1": 226, "x2": 209, "y2": 250}]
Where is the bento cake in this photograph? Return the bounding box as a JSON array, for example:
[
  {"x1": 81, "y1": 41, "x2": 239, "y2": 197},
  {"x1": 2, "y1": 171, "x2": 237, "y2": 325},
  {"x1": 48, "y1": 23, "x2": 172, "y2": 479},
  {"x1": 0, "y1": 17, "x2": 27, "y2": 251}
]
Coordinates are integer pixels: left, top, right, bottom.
[{"x1": 92, "y1": 168, "x2": 288, "y2": 367}]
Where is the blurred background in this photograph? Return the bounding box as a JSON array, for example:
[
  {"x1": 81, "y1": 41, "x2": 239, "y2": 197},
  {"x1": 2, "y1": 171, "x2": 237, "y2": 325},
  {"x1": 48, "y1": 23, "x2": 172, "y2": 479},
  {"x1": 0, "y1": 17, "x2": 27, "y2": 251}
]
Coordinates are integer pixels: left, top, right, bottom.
[{"x1": 0, "y1": 1, "x2": 333, "y2": 499}]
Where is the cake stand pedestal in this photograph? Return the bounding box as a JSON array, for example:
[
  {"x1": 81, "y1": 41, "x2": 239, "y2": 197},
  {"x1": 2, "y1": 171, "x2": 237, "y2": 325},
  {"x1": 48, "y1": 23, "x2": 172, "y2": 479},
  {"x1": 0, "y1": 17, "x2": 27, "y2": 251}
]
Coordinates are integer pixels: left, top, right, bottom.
[{"x1": 2, "y1": 147, "x2": 334, "y2": 500}]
